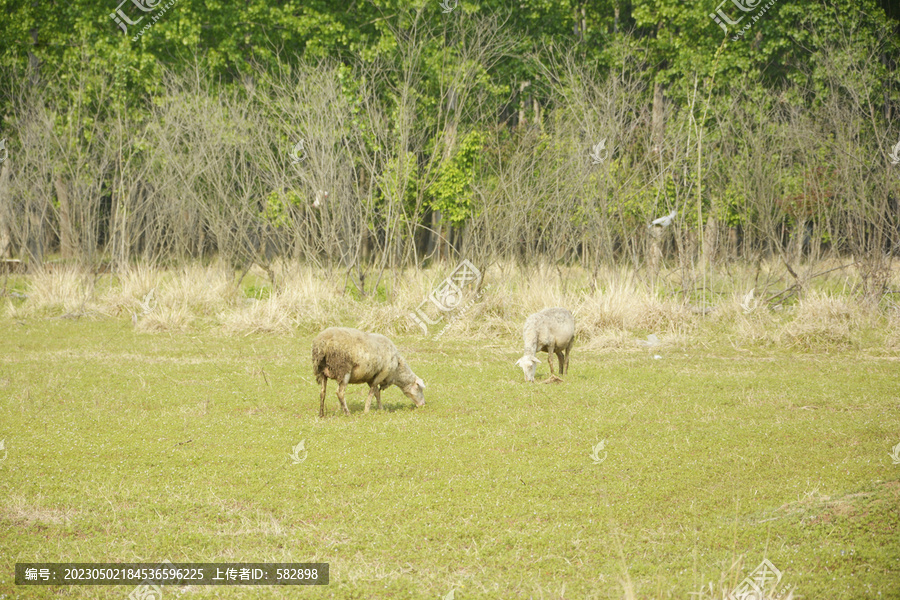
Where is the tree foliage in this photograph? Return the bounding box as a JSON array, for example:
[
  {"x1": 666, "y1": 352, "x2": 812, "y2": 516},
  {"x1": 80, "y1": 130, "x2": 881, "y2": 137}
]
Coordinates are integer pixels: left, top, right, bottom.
[{"x1": 0, "y1": 0, "x2": 898, "y2": 299}]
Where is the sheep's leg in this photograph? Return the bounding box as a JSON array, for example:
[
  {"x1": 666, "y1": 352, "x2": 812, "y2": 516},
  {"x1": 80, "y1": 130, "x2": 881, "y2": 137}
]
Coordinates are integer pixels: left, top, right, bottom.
[
  {"x1": 542, "y1": 346, "x2": 563, "y2": 384},
  {"x1": 556, "y1": 349, "x2": 566, "y2": 375},
  {"x1": 318, "y1": 377, "x2": 328, "y2": 418},
  {"x1": 562, "y1": 346, "x2": 570, "y2": 374},
  {"x1": 364, "y1": 384, "x2": 378, "y2": 413},
  {"x1": 375, "y1": 386, "x2": 382, "y2": 410},
  {"x1": 337, "y1": 375, "x2": 351, "y2": 415}
]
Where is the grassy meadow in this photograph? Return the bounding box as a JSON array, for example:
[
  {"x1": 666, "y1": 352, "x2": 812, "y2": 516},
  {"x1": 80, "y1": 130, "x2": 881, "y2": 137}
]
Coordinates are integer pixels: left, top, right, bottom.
[{"x1": 0, "y1": 263, "x2": 899, "y2": 599}]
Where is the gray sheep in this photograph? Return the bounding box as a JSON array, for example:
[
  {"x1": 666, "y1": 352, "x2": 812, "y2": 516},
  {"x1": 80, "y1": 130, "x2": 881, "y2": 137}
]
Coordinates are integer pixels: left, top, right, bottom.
[
  {"x1": 515, "y1": 307, "x2": 575, "y2": 382},
  {"x1": 312, "y1": 327, "x2": 426, "y2": 417}
]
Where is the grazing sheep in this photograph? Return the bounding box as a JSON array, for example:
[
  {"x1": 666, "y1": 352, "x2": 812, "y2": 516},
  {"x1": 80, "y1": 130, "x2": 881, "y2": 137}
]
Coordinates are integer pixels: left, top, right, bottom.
[
  {"x1": 312, "y1": 327, "x2": 426, "y2": 417},
  {"x1": 515, "y1": 308, "x2": 575, "y2": 383}
]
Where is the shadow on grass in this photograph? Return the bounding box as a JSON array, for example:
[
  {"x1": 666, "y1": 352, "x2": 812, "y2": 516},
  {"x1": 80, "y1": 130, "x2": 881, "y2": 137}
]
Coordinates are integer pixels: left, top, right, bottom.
[{"x1": 320, "y1": 398, "x2": 423, "y2": 417}]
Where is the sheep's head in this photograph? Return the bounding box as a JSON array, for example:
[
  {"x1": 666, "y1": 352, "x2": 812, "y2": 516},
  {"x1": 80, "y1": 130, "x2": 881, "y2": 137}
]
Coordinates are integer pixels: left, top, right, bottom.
[
  {"x1": 402, "y1": 377, "x2": 426, "y2": 407},
  {"x1": 515, "y1": 355, "x2": 538, "y2": 382}
]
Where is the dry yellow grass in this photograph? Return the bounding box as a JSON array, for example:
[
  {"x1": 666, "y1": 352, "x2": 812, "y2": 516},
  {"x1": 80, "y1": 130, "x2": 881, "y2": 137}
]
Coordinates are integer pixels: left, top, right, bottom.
[
  {"x1": 777, "y1": 292, "x2": 862, "y2": 348},
  {"x1": 24, "y1": 267, "x2": 101, "y2": 315},
  {"x1": 1, "y1": 259, "x2": 897, "y2": 351}
]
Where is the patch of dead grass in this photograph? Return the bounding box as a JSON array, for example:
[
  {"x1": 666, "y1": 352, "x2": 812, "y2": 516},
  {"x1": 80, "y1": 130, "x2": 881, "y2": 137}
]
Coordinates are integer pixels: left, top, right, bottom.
[
  {"x1": 1, "y1": 494, "x2": 76, "y2": 527},
  {"x1": 4, "y1": 260, "x2": 900, "y2": 353}
]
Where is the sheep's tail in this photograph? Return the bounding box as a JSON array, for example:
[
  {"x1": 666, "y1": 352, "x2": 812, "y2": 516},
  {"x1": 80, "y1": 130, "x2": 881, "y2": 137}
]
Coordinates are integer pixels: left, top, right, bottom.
[{"x1": 311, "y1": 344, "x2": 327, "y2": 383}]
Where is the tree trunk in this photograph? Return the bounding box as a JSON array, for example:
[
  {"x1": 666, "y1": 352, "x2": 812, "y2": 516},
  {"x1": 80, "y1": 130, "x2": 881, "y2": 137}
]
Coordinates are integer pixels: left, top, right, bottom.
[
  {"x1": 437, "y1": 92, "x2": 458, "y2": 262},
  {"x1": 651, "y1": 81, "x2": 664, "y2": 153},
  {"x1": 0, "y1": 162, "x2": 11, "y2": 258},
  {"x1": 727, "y1": 226, "x2": 738, "y2": 261},
  {"x1": 649, "y1": 235, "x2": 662, "y2": 275},
  {"x1": 110, "y1": 194, "x2": 125, "y2": 269},
  {"x1": 26, "y1": 203, "x2": 44, "y2": 265},
  {"x1": 573, "y1": 4, "x2": 586, "y2": 40},
  {"x1": 518, "y1": 81, "x2": 531, "y2": 127},
  {"x1": 55, "y1": 174, "x2": 76, "y2": 259},
  {"x1": 701, "y1": 215, "x2": 718, "y2": 267},
  {"x1": 793, "y1": 217, "x2": 806, "y2": 264}
]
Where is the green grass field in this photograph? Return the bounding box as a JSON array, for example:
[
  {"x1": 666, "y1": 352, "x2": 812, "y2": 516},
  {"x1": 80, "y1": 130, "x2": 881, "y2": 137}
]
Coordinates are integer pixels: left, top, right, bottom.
[{"x1": 1, "y1": 319, "x2": 899, "y2": 599}]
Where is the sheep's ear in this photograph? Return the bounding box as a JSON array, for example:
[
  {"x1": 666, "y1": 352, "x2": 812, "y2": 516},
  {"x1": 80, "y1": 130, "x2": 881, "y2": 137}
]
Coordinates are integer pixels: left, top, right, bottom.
[{"x1": 416, "y1": 377, "x2": 425, "y2": 389}]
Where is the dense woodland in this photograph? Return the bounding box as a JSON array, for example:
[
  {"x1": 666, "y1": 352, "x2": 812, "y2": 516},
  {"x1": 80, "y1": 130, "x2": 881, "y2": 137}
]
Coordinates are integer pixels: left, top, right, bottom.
[{"x1": 0, "y1": 0, "x2": 899, "y2": 296}]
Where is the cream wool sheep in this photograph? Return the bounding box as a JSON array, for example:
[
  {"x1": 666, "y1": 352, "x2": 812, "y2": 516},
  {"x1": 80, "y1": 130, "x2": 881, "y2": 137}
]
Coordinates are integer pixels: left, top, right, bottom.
[
  {"x1": 515, "y1": 308, "x2": 575, "y2": 382},
  {"x1": 312, "y1": 327, "x2": 425, "y2": 417}
]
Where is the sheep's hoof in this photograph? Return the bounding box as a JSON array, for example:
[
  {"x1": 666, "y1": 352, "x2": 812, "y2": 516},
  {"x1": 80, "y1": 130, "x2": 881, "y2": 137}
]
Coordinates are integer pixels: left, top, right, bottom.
[{"x1": 541, "y1": 375, "x2": 564, "y2": 384}]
